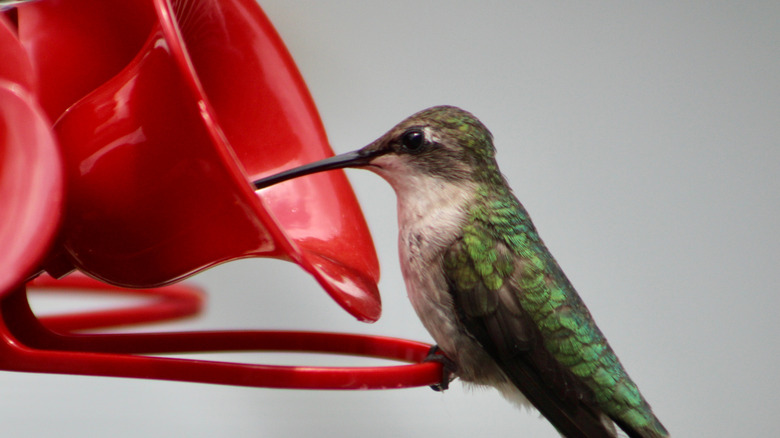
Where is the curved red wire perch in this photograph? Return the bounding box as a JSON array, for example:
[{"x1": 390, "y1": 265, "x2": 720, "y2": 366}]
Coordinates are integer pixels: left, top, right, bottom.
[
  {"x1": 30, "y1": 273, "x2": 205, "y2": 332},
  {"x1": 0, "y1": 274, "x2": 442, "y2": 390}
]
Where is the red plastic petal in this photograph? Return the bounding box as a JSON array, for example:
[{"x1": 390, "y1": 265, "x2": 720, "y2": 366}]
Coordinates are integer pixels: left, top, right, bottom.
[
  {"x1": 19, "y1": 0, "x2": 380, "y2": 321},
  {"x1": 0, "y1": 15, "x2": 63, "y2": 296},
  {"x1": 16, "y1": 0, "x2": 156, "y2": 121},
  {"x1": 0, "y1": 13, "x2": 32, "y2": 91}
]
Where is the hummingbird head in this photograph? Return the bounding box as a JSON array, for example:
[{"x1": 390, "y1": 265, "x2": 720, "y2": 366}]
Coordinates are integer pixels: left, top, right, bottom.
[
  {"x1": 253, "y1": 105, "x2": 503, "y2": 194},
  {"x1": 358, "y1": 106, "x2": 500, "y2": 186}
]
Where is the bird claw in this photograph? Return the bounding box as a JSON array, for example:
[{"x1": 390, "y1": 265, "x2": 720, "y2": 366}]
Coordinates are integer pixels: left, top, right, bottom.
[{"x1": 423, "y1": 345, "x2": 457, "y2": 391}]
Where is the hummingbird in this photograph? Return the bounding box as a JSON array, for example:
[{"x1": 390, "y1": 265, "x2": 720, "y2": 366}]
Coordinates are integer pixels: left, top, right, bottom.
[{"x1": 253, "y1": 106, "x2": 669, "y2": 438}]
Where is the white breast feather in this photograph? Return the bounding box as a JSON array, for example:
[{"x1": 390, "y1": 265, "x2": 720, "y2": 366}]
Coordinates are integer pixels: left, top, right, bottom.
[{"x1": 368, "y1": 158, "x2": 532, "y2": 410}]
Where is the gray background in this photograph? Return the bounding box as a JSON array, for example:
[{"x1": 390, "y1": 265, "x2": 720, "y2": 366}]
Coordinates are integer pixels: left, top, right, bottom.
[{"x1": 4, "y1": 1, "x2": 779, "y2": 437}]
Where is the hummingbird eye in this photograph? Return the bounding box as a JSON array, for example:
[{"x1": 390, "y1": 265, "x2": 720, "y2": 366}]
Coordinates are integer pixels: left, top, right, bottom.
[{"x1": 401, "y1": 129, "x2": 426, "y2": 152}]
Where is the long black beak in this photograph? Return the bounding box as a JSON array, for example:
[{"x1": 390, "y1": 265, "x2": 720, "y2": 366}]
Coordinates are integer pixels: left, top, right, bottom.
[{"x1": 253, "y1": 149, "x2": 373, "y2": 190}]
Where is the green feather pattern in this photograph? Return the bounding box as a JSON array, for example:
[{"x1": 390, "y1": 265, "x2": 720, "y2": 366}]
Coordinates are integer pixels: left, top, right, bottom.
[{"x1": 433, "y1": 106, "x2": 668, "y2": 437}]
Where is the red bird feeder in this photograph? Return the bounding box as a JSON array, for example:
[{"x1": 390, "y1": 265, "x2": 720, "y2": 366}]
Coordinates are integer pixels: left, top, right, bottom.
[{"x1": 0, "y1": 0, "x2": 441, "y2": 389}]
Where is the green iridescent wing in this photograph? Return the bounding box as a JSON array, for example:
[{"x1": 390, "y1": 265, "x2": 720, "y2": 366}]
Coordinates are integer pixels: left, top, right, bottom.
[
  {"x1": 443, "y1": 234, "x2": 615, "y2": 438},
  {"x1": 443, "y1": 190, "x2": 668, "y2": 438}
]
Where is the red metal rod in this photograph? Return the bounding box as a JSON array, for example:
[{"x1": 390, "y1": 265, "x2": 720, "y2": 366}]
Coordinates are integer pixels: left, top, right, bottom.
[{"x1": 0, "y1": 274, "x2": 444, "y2": 390}]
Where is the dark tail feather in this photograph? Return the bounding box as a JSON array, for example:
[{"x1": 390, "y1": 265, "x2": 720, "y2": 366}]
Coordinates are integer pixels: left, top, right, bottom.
[
  {"x1": 613, "y1": 414, "x2": 669, "y2": 438},
  {"x1": 503, "y1": 361, "x2": 617, "y2": 438}
]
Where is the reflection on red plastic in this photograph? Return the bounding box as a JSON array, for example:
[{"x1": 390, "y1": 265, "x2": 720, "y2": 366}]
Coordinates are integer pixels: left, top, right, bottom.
[
  {"x1": 17, "y1": 0, "x2": 156, "y2": 120},
  {"x1": 19, "y1": 0, "x2": 380, "y2": 321},
  {"x1": 0, "y1": 13, "x2": 33, "y2": 91},
  {"x1": 0, "y1": 14, "x2": 63, "y2": 299},
  {"x1": 30, "y1": 273, "x2": 204, "y2": 332},
  {"x1": 0, "y1": 274, "x2": 443, "y2": 390}
]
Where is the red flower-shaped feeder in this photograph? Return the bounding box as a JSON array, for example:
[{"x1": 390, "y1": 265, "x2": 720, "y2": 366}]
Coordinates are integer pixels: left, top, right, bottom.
[
  {"x1": 0, "y1": 0, "x2": 442, "y2": 390},
  {"x1": 20, "y1": 0, "x2": 380, "y2": 322}
]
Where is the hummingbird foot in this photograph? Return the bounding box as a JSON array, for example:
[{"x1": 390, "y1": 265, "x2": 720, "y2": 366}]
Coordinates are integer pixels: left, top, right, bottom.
[{"x1": 423, "y1": 345, "x2": 457, "y2": 391}]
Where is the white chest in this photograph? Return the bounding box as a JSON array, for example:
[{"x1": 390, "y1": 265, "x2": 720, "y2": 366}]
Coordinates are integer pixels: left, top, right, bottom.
[
  {"x1": 393, "y1": 179, "x2": 471, "y2": 354},
  {"x1": 372, "y1": 165, "x2": 512, "y2": 386}
]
